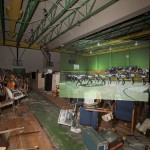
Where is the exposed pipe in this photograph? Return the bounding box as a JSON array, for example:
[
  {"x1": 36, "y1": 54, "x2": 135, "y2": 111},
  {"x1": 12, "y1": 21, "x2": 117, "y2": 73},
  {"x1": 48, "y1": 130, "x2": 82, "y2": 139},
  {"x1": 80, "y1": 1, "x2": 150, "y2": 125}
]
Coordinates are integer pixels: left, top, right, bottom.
[{"x1": 6, "y1": 0, "x2": 23, "y2": 38}]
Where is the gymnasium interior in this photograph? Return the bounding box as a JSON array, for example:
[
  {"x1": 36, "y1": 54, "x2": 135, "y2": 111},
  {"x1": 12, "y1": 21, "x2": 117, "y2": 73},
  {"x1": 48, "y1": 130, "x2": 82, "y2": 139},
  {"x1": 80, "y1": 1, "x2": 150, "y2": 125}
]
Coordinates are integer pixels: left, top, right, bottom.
[{"x1": 0, "y1": 0, "x2": 150, "y2": 150}]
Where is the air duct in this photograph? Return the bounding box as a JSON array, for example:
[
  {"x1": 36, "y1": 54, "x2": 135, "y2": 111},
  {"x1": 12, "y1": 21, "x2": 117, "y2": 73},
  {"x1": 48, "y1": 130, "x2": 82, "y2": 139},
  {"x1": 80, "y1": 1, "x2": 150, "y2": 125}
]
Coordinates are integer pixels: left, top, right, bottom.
[{"x1": 6, "y1": 0, "x2": 23, "y2": 38}]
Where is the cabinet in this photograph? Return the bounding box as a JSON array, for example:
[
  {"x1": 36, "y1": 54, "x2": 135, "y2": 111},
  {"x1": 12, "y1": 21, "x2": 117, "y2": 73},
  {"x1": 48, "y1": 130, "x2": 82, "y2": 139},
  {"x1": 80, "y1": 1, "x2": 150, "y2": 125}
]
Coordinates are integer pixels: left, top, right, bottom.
[
  {"x1": 37, "y1": 73, "x2": 45, "y2": 89},
  {"x1": 44, "y1": 73, "x2": 52, "y2": 91}
]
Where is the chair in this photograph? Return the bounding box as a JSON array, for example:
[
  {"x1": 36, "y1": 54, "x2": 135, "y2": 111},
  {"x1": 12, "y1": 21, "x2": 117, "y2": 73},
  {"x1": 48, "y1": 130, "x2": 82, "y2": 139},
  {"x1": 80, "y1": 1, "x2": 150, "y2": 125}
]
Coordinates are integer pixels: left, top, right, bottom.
[
  {"x1": 0, "y1": 99, "x2": 15, "y2": 115},
  {"x1": 113, "y1": 100, "x2": 135, "y2": 134},
  {"x1": 83, "y1": 100, "x2": 114, "y2": 130},
  {"x1": 5, "y1": 87, "x2": 26, "y2": 105},
  {"x1": 80, "y1": 107, "x2": 99, "y2": 130}
]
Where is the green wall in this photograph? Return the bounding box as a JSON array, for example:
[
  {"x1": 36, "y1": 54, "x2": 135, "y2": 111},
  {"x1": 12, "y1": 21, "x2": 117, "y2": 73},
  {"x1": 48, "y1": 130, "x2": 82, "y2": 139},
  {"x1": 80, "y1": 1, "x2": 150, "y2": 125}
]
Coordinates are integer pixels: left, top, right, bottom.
[
  {"x1": 111, "y1": 51, "x2": 126, "y2": 67},
  {"x1": 60, "y1": 48, "x2": 149, "y2": 72},
  {"x1": 97, "y1": 53, "x2": 110, "y2": 70},
  {"x1": 130, "y1": 48, "x2": 149, "y2": 68},
  {"x1": 85, "y1": 56, "x2": 97, "y2": 71},
  {"x1": 60, "y1": 53, "x2": 86, "y2": 72}
]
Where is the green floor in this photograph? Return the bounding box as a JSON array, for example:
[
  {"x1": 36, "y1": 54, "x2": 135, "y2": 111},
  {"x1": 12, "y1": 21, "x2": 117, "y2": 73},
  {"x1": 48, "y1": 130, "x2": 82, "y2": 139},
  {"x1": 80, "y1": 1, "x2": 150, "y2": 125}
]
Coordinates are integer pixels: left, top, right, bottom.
[
  {"x1": 28, "y1": 90, "x2": 86, "y2": 150},
  {"x1": 27, "y1": 89, "x2": 150, "y2": 150}
]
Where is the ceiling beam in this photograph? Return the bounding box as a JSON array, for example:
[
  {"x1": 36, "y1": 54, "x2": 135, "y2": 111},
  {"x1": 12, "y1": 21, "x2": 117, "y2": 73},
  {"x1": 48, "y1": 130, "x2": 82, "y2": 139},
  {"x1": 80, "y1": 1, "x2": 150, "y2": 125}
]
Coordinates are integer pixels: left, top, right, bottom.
[
  {"x1": 0, "y1": 40, "x2": 40, "y2": 50},
  {"x1": 56, "y1": 41, "x2": 150, "y2": 56},
  {"x1": 86, "y1": 29, "x2": 150, "y2": 50},
  {"x1": 39, "y1": 0, "x2": 117, "y2": 47},
  {"x1": 83, "y1": 42, "x2": 150, "y2": 56},
  {"x1": 27, "y1": 0, "x2": 78, "y2": 47},
  {"x1": 58, "y1": 34, "x2": 148, "y2": 55},
  {"x1": 73, "y1": 13, "x2": 150, "y2": 48},
  {"x1": 48, "y1": 0, "x2": 150, "y2": 50},
  {"x1": 16, "y1": 0, "x2": 40, "y2": 46},
  {"x1": 0, "y1": 0, "x2": 5, "y2": 44}
]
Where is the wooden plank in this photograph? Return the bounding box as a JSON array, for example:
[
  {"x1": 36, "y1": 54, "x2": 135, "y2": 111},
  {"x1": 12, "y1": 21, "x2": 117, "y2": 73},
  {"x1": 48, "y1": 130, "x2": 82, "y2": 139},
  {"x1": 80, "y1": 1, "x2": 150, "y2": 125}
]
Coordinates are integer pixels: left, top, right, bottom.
[{"x1": 0, "y1": 105, "x2": 53, "y2": 150}]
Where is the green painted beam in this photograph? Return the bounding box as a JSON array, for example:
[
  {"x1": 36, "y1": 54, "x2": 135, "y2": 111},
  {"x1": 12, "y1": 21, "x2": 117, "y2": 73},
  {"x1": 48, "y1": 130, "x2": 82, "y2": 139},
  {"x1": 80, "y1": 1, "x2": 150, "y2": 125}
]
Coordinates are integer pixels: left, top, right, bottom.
[
  {"x1": 39, "y1": 0, "x2": 118, "y2": 47},
  {"x1": 74, "y1": 18, "x2": 150, "y2": 51},
  {"x1": 39, "y1": 0, "x2": 91, "y2": 45},
  {"x1": 29, "y1": 0, "x2": 62, "y2": 44},
  {"x1": 0, "y1": 0, "x2": 5, "y2": 44},
  {"x1": 28, "y1": 0, "x2": 78, "y2": 46},
  {"x1": 16, "y1": 0, "x2": 40, "y2": 46}
]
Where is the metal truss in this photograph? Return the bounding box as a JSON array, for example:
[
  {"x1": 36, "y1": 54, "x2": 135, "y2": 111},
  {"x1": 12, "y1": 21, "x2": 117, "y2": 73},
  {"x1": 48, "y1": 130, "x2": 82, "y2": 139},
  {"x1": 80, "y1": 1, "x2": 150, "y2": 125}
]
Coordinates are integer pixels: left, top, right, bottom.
[
  {"x1": 63, "y1": 12, "x2": 150, "y2": 54},
  {"x1": 39, "y1": 0, "x2": 117, "y2": 47},
  {"x1": 17, "y1": 0, "x2": 40, "y2": 46},
  {"x1": 27, "y1": 0, "x2": 78, "y2": 47},
  {"x1": 27, "y1": 0, "x2": 117, "y2": 48}
]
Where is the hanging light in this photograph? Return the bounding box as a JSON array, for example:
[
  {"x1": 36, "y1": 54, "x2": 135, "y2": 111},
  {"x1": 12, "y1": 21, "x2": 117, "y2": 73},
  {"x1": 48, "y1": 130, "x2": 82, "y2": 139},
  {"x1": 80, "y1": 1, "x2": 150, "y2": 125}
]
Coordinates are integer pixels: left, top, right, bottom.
[
  {"x1": 90, "y1": 51, "x2": 92, "y2": 54},
  {"x1": 109, "y1": 46, "x2": 112, "y2": 50},
  {"x1": 135, "y1": 41, "x2": 138, "y2": 46},
  {"x1": 97, "y1": 42, "x2": 100, "y2": 46}
]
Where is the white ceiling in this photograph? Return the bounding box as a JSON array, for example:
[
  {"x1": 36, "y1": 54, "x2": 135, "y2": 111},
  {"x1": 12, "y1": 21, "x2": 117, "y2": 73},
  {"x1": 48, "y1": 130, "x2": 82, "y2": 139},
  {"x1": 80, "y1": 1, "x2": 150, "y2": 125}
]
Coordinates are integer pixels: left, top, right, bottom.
[{"x1": 0, "y1": 0, "x2": 150, "y2": 56}]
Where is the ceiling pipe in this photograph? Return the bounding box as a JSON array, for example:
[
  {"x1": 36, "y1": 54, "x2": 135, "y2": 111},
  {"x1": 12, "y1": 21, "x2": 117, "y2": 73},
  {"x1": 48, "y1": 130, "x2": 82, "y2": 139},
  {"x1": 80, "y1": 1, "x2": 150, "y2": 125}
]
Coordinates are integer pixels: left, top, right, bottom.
[{"x1": 6, "y1": 0, "x2": 23, "y2": 38}]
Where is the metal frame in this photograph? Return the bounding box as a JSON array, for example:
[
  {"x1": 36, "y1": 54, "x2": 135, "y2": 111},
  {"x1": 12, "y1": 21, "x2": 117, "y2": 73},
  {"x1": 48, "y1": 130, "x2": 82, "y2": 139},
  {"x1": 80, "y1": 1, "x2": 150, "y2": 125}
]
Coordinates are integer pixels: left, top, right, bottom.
[
  {"x1": 17, "y1": 0, "x2": 40, "y2": 46},
  {"x1": 60, "y1": 12, "x2": 150, "y2": 56},
  {"x1": 38, "y1": 0, "x2": 117, "y2": 47},
  {"x1": 27, "y1": 0, "x2": 78, "y2": 47}
]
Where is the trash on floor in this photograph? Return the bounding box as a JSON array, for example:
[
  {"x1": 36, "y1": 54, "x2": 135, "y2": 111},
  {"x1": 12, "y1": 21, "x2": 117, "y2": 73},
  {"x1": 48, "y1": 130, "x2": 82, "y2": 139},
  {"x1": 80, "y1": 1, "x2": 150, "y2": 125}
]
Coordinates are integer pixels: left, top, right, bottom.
[{"x1": 58, "y1": 109, "x2": 73, "y2": 126}]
